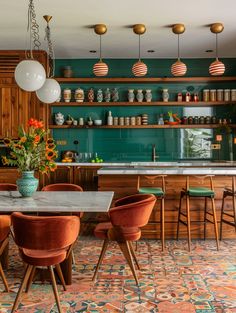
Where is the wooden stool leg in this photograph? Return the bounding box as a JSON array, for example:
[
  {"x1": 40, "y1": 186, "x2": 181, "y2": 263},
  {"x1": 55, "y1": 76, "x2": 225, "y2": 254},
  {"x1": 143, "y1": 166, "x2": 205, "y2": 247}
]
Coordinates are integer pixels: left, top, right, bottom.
[
  {"x1": 128, "y1": 241, "x2": 141, "y2": 270},
  {"x1": 204, "y1": 197, "x2": 207, "y2": 240},
  {"x1": 0, "y1": 262, "x2": 9, "y2": 292},
  {"x1": 55, "y1": 264, "x2": 67, "y2": 291},
  {"x1": 48, "y1": 266, "x2": 62, "y2": 313},
  {"x1": 220, "y1": 192, "x2": 225, "y2": 240},
  {"x1": 161, "y1": 197, "x2": 165, "y2": 251},
  {"x1": 92, "y1": 239, "x2": 109, "y2": 282},
  {"x1": 176, "y1": 193, "x2": 183, "y2": 240},
  {"x1": 25, "y1": 266, "x2": 36, "y2": 293},
  {"x1": 186, "y1": 195, "x2": 191, "y2": 252},
  {"x1": 233, "y1": 193, "x2": 236, "y2": 232},
  {"x1": 211, "y1": 197, "x2": 219, "y2": 250}
]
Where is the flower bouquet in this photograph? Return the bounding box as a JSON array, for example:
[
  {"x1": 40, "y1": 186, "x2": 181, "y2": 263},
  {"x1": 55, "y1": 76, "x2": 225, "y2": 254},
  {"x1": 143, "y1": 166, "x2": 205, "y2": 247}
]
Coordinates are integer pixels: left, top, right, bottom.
[{"x1": 2, "y1": 118, "x2": 57, "y2": 196}]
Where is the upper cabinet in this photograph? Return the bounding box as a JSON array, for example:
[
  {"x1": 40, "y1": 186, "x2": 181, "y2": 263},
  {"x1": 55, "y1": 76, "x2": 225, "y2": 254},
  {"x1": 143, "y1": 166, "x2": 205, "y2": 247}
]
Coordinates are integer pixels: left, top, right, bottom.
[{"x1": 0, "y1": 50, "x2": 48, "y2": 139}]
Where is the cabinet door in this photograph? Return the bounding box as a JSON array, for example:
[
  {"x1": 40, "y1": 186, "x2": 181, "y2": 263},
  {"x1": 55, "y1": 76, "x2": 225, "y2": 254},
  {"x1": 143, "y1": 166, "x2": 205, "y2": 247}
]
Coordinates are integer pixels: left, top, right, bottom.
[
  {"x1": 73, "y1": 166, "x2": 101, "y2": 190},
  {"x1": 0, "y1": 169, "x2": 20, "y2": 184},
  {"x1": 49, "y1": 166, "x2": 73, "y2": 184}
]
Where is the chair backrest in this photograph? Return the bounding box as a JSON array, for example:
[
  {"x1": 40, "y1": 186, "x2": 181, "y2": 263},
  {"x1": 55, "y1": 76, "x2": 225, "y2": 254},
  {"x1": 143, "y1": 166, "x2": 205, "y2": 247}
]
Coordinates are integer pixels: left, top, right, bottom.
[
  {"x1": 137, "y1": 175, "x2": 166, "y2": 192},
  {"x1": 12, "y1": 212, "x2": 80, "y2": 251},
  {"x1": 186, "y1": 175, "x2": 215, "y2": 191},
  {"x1": 42, "y1": 183, "x2": 83, "y2": 192},
  {"x1": 110, "y1": 193, "x2": 156, "y2": 228},
  {"x1": 0, "y1": 215, "x2": 11, "y2": 242},
  {"x1": 0, "y1": 183, "x2": 17, "y2": 191}
]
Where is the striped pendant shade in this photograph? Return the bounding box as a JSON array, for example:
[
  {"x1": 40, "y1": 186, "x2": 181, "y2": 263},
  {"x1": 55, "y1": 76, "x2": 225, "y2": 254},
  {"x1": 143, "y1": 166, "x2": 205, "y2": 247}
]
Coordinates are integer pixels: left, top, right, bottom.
[
  {"x1": 132, "y1": 61, "x2": 148, "y2": 77},
  {"x1": 209, "y1": 59, "x2": 225, "y2": 76},
  {"x1": 171, "y1": 60, "x2": 187, "y2": 77},
  {"x1": 93, "y1": 61, "x2": 109, "y2": 77}
]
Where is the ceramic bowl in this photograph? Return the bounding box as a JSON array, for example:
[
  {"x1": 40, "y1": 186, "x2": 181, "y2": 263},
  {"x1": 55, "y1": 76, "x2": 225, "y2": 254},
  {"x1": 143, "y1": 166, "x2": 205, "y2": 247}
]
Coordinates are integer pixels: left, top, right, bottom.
[{"x1": 94, "y1": 119, "x2": 102, "y2": 126}]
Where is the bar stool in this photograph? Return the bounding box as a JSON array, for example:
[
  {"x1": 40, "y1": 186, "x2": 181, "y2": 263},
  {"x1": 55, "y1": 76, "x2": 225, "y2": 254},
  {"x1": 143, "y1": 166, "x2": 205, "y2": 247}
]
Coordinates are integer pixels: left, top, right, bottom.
[
  {"x1": 137, "y1": 175, "x2": 166, "y2": 251},
  {"x1": 220, "y1": 176, "x2": 236, "y2": 240},
  {"x1": 176, "y1": 175, "x2": 219, "y2": 252}
]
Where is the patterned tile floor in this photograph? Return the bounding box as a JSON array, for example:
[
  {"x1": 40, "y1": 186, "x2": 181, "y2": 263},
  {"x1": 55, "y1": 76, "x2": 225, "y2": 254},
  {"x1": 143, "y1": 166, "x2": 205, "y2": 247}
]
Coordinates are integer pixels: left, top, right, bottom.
[{"x1": 0, "y1": 238, "x2": 235, "y2": 312}]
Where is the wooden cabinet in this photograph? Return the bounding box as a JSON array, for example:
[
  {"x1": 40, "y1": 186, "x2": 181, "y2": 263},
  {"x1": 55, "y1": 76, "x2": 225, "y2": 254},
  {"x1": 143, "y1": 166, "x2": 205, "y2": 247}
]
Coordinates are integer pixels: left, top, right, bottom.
[
  {"x1": 0, "y1": 50, "x2": 49, "y2": 139},
  {"x1": 48, "y1": 166, "x2": 73, "y2": 184},
  {"x1": 73, "y1": 166, "x2": 100, "y2": 190},
  {"x1": 0, "y1": 168, "x2": 20, "y2": 184}
]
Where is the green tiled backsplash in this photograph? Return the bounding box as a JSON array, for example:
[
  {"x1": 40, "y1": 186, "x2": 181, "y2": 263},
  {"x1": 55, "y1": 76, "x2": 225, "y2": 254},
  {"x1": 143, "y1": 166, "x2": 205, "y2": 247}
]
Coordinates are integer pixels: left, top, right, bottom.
[{"x1": 52, "y1": 58, "x2": 236, "y2": 162}]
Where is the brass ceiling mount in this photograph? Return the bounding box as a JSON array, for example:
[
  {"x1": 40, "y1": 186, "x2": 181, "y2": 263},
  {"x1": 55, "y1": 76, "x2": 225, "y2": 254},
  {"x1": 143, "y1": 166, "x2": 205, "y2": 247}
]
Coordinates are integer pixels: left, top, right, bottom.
[
  {"x1": 172, "y1": 24, "x2": 185, "y2": 35},
  {"x1": 210, "y1": 23, "x2": 224, "y2": 34},
  {"x1": 94, "y1": 24, "x2": 107, "y2": 35},
  {"x1": 43, "y1": 15, "x2": 52, "y2": 23},
  {"x1": 133, "y1": 24, "x2": 146, "y2": 35}
]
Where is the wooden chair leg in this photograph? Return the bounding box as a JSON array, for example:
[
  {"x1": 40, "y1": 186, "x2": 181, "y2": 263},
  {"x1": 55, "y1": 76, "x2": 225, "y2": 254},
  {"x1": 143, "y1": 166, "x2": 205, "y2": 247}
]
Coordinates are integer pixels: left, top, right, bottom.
[
  {"x1": 186, "y1": 195, "x2": 191, "y2": 252},
  {"x1": 135, "y1": 241, "x2": 138, "y2": 251},
  {"x1": 0, "y1": 262, "x2": 9, "y2": 292},
  {"x1": 220, "y1": 193, "x2": 225, "y2": 240},
  {"x1": 92, "y1": 239, "x2": 109, "y2": 282},
  {"x1": 233, "y1": 194, "x2": 236, "y2": 232},
  {"x1": 48, "y1": 265, "x2": 62, "y2": 313},
  {"x1": 117, "y1": 241, "x2": 139, "y2": 286},
  {"x1": 176, "y1": 193, "x2": 183, "y2": 240},
  {"x1": 161, "y1": 197, "x2": 165, "y2": 251},
  {"x1": 211, "y1": 197, "x2": 220, "y2": 251},
  {"x1": 72, "y1": 250, "x2": 76, "y2": 265},
  {"x1": 128, "y1": 241, "x2": 141, "y2": 270},
  {"x1": 55, "y1": 264, "x2": 67, "y2": 291},
  {"x1": 204, "y1": 197, "x2": 207, "y2": 240},
  {"x1": 11, "y1": 264, "x2": 33, "y2": 313},
  {"x1": 25, "y1": 266, "x2": 36, "y2": 293}
]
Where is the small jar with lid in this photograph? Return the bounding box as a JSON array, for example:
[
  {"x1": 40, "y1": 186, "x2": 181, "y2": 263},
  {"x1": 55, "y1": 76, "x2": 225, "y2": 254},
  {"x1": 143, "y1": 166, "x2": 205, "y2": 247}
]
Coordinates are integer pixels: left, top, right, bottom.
[
  {"x1": 119, "y1": 117, "x2": 124, "y2": 126},
  {"x1": 210, "y1": 89, "x2": 216, "y2": 102},
  {"x1": 205, "y1": 116, "x2": 211, "y2": 124},
  {"x1": 217, "y1": 89, "x2": 223, "y2": 101},
  {"x1": 136, "y1": 116, "x2": 142, "y2": 125},
  {"x1": 224, "y1": 89, "x2": 230, "y2": 101},
  {"x1": 211, "y1": 116, "x2": 217, "y2": 124},
  {"x1": 203, "y1": 89, "x2": 210, "y2": 102},
  {"x1": 199, "y1": 116, "x2": 205, "y2": 124},
  {"x1": 63, "y1": 66, "x2": 73, "y2": 78},
  {"x1": 125, "y1": 117, "x2": 130, "y2": 126},
  {"x1": 193, "y1": 116, "x2": 199, "y2": 124},
  {"x1": 130, "y1": 116, "x2": 136, "y2": 125},
  {"x1": 231, "y1": 89, "x2": 236, "y2": 101},
  {"x1": 113, "y1": 117, "x2": 118, "y2": 126},
  {"x1": 181, "y1": 116, "x2": 188, "y2": 125},
  {"x1": 188, "y1": 116, "x2": 193, "y2": 124}
]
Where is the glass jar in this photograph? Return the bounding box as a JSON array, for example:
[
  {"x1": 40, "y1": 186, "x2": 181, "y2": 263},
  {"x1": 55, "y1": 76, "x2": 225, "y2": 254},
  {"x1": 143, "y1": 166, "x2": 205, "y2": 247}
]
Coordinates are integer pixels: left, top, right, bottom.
[
  {"x1": 136, "y1": 116, "x2": 142, "y2": 125},
  {"x1": 203, "y1": 89, "x2": 209, "y2": 102},
  {"x1": 224, "y1": 89, "x2": 230, "y2": 101},
  {"x1": 199, "y1": 116, "x2": 205, "y2": 124},
  {"x1": 113, "y1": 117, "x2": 118, "y2": 126},
  {"x1": 181, "y1": 116, "x2": 188, "y2": 125},
  {"x1": 188, "y1": 116, "x2": 193, "y2": 124},
  {"x1": 63, "y1": 89, "x2": 71, "y2": 102},
  {"x1": 211, "y1": 116, "x2": 217, "y2": 124},
  {"x1": 125, "y1": 117, "x2": 130, "y2": 126},
  {"x1": 63, "y1": 66, "x2": 73, "y2": 78},
  {"x1": 119, "y1": 117, "x2": 124, "y2": 126},
  {"x1": 231, "y1": 89, "x2": 236, "y2": 101},
  {"x1": 130, "y1": 116, "x2": 136, "y2": 125},
  {"x1": 217, "y1": 89, "x2": 223, "y2": 101},
  {"x1": 193, "y1": 116, "x2": 199, "y2": 124},
  {"x1": 210, "y1": 89, "x2": 216, "y2": 101},
  {"x1": 205, "y1": 116, "x2": 211, "y2": 124}
]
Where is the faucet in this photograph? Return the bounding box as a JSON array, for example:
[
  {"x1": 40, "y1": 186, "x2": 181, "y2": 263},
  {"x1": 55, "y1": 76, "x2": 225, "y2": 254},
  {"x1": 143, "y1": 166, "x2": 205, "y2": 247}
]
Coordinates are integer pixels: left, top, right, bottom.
[{"x1": 152, "y1": 144, "x2": 159, "y2": 162}]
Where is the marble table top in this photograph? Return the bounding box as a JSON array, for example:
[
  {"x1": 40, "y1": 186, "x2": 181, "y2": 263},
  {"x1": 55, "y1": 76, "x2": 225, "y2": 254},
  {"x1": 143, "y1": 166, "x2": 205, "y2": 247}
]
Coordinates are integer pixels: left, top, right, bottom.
[
  {"x1": 0, "y1": 191, "x2": 114, "y2": 212},
  {"x1": 97, "y1": 167, "x2": 236, "y2": 175}
]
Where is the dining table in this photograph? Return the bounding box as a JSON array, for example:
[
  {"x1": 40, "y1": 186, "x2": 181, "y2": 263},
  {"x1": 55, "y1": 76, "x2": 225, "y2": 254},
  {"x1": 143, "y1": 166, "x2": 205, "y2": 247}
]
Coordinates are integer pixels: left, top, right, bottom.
[{"x1": 0, "y1": 190, "x2": 114, "y2": 285}]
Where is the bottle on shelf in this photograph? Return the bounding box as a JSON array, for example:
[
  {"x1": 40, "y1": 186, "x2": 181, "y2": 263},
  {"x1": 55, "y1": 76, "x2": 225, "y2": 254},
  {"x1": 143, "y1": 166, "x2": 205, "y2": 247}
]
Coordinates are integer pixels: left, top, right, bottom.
[
  {"x1": 158, "y1": 114, "x2": 164, "y2": 125},
  {"x1": 107, "y1": 111, "x2": 113, "y2": 126}
]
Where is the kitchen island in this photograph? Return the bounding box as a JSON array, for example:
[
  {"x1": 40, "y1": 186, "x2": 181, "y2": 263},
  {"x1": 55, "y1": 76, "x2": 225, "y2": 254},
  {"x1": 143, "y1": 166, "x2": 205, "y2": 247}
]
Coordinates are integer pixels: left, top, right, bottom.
[{"x1": 97, "y1": 165, "x2": 236, "y2": 239}]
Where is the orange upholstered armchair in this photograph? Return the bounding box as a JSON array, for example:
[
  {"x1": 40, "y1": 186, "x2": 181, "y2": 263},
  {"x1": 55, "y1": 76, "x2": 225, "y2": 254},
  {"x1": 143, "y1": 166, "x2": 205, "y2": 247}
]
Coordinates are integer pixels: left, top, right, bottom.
[
  {"x1": 0, "y1": 215, "x2": 11, "y2": 292},
  {"x1": 93, "y1": 193, "x2": 156, "y2": 285},
  {"x1": 0, "y1": 183, "x2": 17, "y2": 191},
  {"x1": 11, "y1": 212, "x2": 80, "y2": 313}
]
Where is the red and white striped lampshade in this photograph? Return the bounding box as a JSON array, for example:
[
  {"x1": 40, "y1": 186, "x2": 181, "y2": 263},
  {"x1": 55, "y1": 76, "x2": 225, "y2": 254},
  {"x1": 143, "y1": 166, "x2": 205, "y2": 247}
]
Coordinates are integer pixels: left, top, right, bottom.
[
  {"x1": 171, "y1": 60, "x2": 187, "y2": 77},
  {"x1": 93, "y1": 61, "x2": 109, "y2": 77},
  {"x1": 209, "y1": 59, "x2": 225, "y2": 76},
  {"x1": 132, "y1": 61, "x2": 148, "y2": 77}
]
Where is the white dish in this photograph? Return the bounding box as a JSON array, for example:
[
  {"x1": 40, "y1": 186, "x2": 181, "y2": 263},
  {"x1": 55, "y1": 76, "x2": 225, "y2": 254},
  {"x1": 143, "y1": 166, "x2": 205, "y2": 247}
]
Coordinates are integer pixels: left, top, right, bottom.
[{"x1": 94, "y1": 120, "x2": 102, "y2": 126}]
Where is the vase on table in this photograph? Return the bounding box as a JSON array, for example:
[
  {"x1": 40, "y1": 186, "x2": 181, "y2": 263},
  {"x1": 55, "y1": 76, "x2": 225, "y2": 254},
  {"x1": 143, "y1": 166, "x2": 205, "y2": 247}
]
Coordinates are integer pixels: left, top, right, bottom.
[{"x1": 16, "y1": 171, "x2": 39, "y2": 197}]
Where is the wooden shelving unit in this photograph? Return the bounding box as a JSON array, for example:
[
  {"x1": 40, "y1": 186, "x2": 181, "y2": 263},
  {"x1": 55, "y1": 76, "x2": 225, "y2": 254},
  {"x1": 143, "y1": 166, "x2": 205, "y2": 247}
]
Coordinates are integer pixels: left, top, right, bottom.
[
  {"x1": 55, "y1": 76, "x2": 236, "y2": 83},
  {"x1": 49, "y1": 124, "x2": 236, "y2": 129},
  {"x1": 50, "y1": 101, "x2": 236, "y2": 107}
]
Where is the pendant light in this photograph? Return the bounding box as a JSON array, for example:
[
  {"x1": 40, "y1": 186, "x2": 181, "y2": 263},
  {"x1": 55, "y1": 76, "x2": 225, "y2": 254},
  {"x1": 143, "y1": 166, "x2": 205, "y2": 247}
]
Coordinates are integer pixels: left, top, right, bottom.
[
  {"x1": 209, "y1": 23, "x2": 225, "y2": 76},
  {"x1": 171, "y1": 24, "x2": 187, "y2": 77},
  {"x1": 36, "y1": 15, "x2": 61, "y2": 104},
  {"x1": 132, "y1": 24, "x2": 148, "y2": 77},
  {"x1": 93, "y1": 24, "x2": 108, "y2": 77},
  {"x1": 14, "y1": 0, "x2": 46, "y2": 92}
]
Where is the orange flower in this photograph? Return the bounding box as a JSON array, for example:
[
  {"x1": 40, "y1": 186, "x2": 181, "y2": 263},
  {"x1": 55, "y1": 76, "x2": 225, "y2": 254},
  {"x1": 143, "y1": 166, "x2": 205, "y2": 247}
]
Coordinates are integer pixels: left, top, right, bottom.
[
  {"x1": 46, "y1": 150, "x2": 56, "y2": 160},
  {"x1": 1, "y1": 156, "x2": 8, "y2": 165},
  {"x1": 37, "y1": 120, "x2": 44, "y2": 129},
  {"x1": 3, "y1": 138, "x2": 11, "y2": 146},
  {"x1": 46, "y1": 138, "x2": 54, "y2": 145},
  {"x1": 14, "y1": 144, "x2": 23, "y2": 150},
  {"x1": 20, "y1": 136, "x2": 27, "y2": 143},
  {"x1": 34, "y1": 135, "x2": 41, "y2": 144},
  {"x1": 46, "y1": 143, "x2": 55, "y2": 150}
]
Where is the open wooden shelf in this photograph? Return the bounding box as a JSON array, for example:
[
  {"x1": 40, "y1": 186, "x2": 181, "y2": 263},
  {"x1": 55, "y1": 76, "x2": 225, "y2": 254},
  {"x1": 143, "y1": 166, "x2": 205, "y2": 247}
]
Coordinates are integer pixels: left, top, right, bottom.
[
  {"x1": 49, "y1": 124, "x2": 236, "y2": 129},
  {"x1": 55, "y1": 76, "x2": 236, "y2": 83},
  {"x1": 50, "y1": 101, "x2": 236, "y2": 107}
]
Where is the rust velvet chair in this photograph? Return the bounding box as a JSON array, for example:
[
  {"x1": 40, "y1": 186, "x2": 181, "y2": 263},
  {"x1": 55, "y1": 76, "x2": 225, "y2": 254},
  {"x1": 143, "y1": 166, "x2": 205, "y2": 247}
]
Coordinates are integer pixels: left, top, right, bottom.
[
  {"x1": 0, "y1": 183, "x2": 17, "y2": 191},
  {"x1": 11, "y1": 212, "x2": 80, "y2": 313},
  {"x1": 93, "y1": 193, "x2": 156, "y2": 285},
  {"x1": 0, "y1": 215, "x2": 11, "y2": 292}
]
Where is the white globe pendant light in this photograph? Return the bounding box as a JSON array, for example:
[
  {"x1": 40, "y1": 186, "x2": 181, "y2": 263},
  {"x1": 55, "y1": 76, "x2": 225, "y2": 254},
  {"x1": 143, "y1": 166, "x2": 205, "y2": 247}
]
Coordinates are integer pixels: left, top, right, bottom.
[
  {"x1": 209, "y1": 23, "x2": 225, "y2": 76},
  {"x1": 36, "y1": 15, "x2": 61, "y2": 104},
  {"x1": 132, "y1": 24, "x2": 148, "y2": 77},
  {"x1": 36, "y1": 78, "x2": 61, "y2": 103},
  {"x1": 171, "y1": 24, "x2": 187, "y2": 77},
  {"x1": 14, "y1": 0, "x2": 46, "y2": 92},
  {"x1": 93, "y1": 24, "x2": 109, "y2": 77}
]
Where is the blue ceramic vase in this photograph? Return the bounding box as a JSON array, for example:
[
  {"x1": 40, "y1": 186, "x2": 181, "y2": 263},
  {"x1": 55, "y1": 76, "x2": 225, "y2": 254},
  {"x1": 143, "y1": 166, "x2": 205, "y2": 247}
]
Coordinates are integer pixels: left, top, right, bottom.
[{"x1": 16, "y1": 171, "x2": 39, "y2": 197}]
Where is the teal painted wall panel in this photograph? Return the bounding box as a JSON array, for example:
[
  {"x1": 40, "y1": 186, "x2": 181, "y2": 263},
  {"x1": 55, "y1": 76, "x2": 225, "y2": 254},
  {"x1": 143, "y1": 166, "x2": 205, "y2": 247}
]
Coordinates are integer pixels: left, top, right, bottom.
[{"x1": 52, "y1": 58, "x2": 236, "y2": 162}]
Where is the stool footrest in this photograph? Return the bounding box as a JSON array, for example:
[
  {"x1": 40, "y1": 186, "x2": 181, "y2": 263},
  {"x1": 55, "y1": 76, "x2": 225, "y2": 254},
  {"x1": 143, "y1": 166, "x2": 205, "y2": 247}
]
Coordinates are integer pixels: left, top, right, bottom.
[
  {"x1": 221, "y1": 219, "x2": 236, "y2": 227},
  {"x1": 205, "y1": 217, "x2": 214, "y2": 224},
  {"x1": 222, "y1": 212, "x2": 235, "y2": 218}
]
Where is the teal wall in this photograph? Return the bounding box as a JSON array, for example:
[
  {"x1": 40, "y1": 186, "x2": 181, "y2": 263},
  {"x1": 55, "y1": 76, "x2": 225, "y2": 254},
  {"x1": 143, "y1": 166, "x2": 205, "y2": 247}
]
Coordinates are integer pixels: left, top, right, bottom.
[{"x1": 52, "y1": 59, "x2": 236, "y2": 162}]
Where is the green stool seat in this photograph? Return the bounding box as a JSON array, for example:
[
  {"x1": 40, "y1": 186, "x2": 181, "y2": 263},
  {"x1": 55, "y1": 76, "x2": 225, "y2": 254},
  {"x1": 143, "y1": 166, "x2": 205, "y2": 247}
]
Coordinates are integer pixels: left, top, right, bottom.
[
  {"x1": 138, "y1": 187, "x2": 164, "y2": 197},
  {"x1": 187, "y1": 187, "x2": 215, "y2": 197}
]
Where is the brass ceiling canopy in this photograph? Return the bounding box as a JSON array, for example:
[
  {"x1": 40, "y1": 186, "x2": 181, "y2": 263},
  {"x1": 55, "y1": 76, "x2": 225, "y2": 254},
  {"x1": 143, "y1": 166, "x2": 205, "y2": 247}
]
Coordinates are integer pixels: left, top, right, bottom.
[
  {"x1": 94, "y1": 24, "x2": 107, "y2": 35},
  {"x1": 210, "y1": 23, "x2": 224, "y2": 34},
  {"x1": 172, "y1": 24, "x2": 185, "y2": 35},
  {"x1": 133, "y1": 24, "x2": 146, "y2": 35},
  {"x1": 43, "y1": 15, "x2": 52, "y2": 23}
]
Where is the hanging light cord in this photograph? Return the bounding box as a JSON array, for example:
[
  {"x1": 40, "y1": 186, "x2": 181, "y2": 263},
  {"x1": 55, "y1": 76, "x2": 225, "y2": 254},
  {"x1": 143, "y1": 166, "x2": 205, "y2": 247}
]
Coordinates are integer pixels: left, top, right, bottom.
[
  {"x1": 177, "y1": 34, "x2": 180, "y2": 60},
  {"x1": 27, "y1": 0, "x2": 41, "y2": 59},
  {"x1": 138, "y1": 35, "x2": 141, "y2": 61},
  {"x1": 99, "y1": 35, "x2": 102, "y2": 61},
  {"x1": 45, "y1": 23, "x2": 55, "y2": 78},
  {"x1": 215, "y1": 33, "x2": 218, "y2": 60}
]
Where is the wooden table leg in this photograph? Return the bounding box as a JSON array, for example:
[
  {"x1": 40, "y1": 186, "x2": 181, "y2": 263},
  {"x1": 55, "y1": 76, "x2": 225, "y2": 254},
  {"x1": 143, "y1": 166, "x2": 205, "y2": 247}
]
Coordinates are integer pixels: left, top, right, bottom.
[
  {"x1": 60, "y1": 251, "x2": 72, "y2": 285},
  {"x1": 0, "y1": 242, "x2": 9, "y2": 270}
]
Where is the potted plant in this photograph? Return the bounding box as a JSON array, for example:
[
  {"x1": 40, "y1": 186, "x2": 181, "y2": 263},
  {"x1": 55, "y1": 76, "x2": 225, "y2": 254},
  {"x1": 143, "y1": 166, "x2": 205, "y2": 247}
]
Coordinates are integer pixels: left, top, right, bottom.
[
  {"x1": 66, "y1": 114, "x2": 74, "y2": 125},
  {"x1": 2, "y1": 118, "x2": 57, "y2": 197}
]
